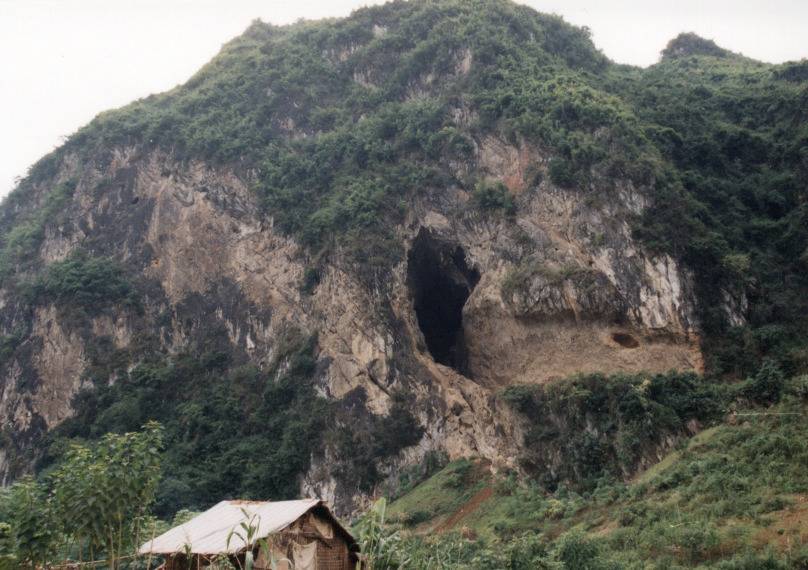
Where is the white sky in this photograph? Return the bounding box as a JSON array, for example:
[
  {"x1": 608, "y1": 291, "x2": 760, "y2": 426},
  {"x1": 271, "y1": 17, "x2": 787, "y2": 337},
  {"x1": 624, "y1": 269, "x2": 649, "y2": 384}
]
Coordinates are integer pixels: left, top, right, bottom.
[{"x1": 1, "y1": 0, "x2": 806, "y2": 200}]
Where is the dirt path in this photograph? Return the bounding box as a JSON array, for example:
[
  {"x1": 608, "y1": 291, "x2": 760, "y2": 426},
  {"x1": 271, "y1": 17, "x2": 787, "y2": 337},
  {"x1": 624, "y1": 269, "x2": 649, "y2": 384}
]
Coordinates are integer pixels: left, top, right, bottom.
[
  {"x1": 752, "y1": 494, "x2": 808, "y2": 550},
  {"x1": 436, "y1": 486, "x2": 494, "y2": 532}
]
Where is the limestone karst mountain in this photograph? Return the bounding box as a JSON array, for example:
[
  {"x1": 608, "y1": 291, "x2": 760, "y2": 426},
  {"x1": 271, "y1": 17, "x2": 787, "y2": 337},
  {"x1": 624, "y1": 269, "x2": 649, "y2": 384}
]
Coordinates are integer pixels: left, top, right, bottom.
[{"x1": 0, "y1": 0, "x2": 806, "y2": 523}]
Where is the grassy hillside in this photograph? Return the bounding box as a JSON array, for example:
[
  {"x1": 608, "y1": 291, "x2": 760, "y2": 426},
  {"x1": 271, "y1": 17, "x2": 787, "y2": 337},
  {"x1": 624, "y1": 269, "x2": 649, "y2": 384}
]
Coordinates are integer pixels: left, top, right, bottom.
[{"x1": 381, "y1": 376, "x2": 808, "y2": 568}]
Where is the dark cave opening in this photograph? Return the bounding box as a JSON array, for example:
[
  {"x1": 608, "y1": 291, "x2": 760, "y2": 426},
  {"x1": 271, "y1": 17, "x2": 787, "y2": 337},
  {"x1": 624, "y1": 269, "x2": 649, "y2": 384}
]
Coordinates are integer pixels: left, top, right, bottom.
[
  {"x1": 408, "y1": 231, "x2": 480, "y2": 372},
  {"x1": 612, "y1": 332, "x2": 640, "y2": 349}
]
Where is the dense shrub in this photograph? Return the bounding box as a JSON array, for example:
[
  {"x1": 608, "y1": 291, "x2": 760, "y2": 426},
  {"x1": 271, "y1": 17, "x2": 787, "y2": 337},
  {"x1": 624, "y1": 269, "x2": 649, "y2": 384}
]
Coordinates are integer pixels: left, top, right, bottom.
[
  {"x1": 330, "y1": 391, "x2": 424, "y2": 492},
  {"x1": 51, "y1": 331, "x2": 329, "y2": 516},
  {"x1": 375, "y1": 391, "x2": 808, "y2": 569},
  {"x1": 0, "y1": 424, "x2": 163, "y2": 568},
  {"x1": 626, "y1": 47, "x2": 808, "y2": 377},
  {"x1": 555, "y1": 531, "x2": 613, "y2": 570},
  {"x1": 0, "y1": 180, "x2": 75, "y2": 277},
  {"x1": 547, "y1": 157, "x2": 578, "y2": 187},
  {"x1": 50, "y1": 328, "x2": 424, "y2": 515},
  {"x1": 661, "y1": 32, "x2": 733, "y2": 60},
  {"x1": 502, "y1": 371, "x2": 724, "y2": 488},
  {"x1": 471, "y1": 180, "x2": 515, "y2": 214},
  {"x1": 744, "y1": 358, "x2": 786, "y2": 403},
  {"x1": 26, "y1": 253, "x2": 135, "y2": 313}
]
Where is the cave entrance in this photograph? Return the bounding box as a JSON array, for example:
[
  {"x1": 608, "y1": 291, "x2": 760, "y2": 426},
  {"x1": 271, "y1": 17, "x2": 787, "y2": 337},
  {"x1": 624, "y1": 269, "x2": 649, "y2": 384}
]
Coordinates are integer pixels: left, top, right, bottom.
[{"x1": 408, "y1": 230, "x2": 480, "y2": 373}]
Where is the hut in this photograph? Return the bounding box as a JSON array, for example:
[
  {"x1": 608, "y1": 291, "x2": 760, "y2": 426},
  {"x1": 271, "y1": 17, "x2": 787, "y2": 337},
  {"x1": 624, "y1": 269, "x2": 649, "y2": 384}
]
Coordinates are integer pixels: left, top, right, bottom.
[{"x1": 139, "y1": 499, "x2": 360, "y2": 570}]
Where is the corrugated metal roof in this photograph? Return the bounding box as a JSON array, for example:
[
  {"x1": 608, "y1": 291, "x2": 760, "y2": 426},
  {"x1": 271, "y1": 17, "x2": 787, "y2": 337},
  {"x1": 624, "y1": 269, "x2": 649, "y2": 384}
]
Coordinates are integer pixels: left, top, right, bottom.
[{"x1": 139, "y1": 499, "x2": 321, "y2": 555}]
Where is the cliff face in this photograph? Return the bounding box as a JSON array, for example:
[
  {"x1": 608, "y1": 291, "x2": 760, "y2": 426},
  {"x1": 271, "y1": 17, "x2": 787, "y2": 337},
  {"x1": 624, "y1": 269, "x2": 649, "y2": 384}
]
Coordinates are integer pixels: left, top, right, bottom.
[
  {"x1": 4, "y1": 0, "x2": 802, "y2": 516},
  {"x1": 0, "y1": 135, "x2": 701, "y2": 509}
]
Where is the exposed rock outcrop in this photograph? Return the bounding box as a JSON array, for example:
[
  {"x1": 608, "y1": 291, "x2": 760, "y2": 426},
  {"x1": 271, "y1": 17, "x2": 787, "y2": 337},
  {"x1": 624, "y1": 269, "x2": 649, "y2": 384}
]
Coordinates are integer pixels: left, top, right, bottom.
[{"x1": 0, "y1": 133, "x2": 703, "y2": 513}]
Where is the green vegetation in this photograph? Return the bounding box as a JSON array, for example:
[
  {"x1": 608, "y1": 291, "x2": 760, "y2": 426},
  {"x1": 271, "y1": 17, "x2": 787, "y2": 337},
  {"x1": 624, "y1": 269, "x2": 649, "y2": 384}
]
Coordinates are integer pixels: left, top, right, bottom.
[
  {"x1": 2, "y1": 0, "x2": 805, "y2": 377},
  {"x1": 471, "y1": 180, "x2": 515, "y2": 214},
  {"x1": 330, "y1": 391, "x2": 425, "y2": 493},
  {"x1": 3, "y1": 367, "x2": 804, "y2": 569},
  {"x1": 547, "y1": 157, "x2": 578, "y2": 188},
  {"x1": 0, "y1": 1, "x2": 807, "y2": 566},
  {"x1": 660, "y1": 33, "x2": 737, "y2": 60},
  {"x1": 355, "y1": 499, "x2": 408, "y2": 570},
  {"x1": 51, "y1": 331, "x2": 329, "y2": 516},
  {"x1": 501, "y1": 371, "x2": 724, "y2": 489},
  {"x1": 0, "y1": 179, "x2": 75, "y2": 277},
  {"x1": 17, "y1": 0, "x2": 612, "y2": 276},
  {"x1": 25, "y1": 253, "x2": 136, "y2": 313},
  {"x1": 374, "y1": 376, "x2": 808, "y2": 568},
  {"x1": 622, "y1": 39, "x2": 808, "y2": 378},
  {"x1": 387, "y1": 459, "x2": 486, "y2": 530},
  {"x1": 0, "y1": 423, "x2": 163, "y2": 568},
  {"x1": 49, "y1": 329, "x2": 423, "y2": 516}
]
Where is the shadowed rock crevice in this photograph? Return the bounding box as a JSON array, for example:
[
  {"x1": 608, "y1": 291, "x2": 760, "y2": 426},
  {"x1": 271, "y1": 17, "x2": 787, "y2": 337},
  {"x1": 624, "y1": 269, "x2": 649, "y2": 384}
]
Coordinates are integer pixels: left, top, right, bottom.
[
  {"x1": 612, "y1": 332, "x2": 640, "y2": 348},
  {"x1": 408, "y1": 230, "x2": 479, "y2": 373}
]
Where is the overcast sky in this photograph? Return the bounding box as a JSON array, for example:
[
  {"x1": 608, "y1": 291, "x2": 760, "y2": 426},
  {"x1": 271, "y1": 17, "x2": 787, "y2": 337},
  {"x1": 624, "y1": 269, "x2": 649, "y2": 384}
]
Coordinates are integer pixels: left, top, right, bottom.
[{"x1": 1, "y1": 0, "x2": 807, "y2": 200}]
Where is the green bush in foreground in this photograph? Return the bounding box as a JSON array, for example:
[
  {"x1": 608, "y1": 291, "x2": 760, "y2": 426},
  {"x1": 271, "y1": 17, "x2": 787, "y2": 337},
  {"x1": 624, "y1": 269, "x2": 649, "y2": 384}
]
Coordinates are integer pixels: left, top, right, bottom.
[{"x1": 0, "y1": 423, "x2": 163, "y2": 568}]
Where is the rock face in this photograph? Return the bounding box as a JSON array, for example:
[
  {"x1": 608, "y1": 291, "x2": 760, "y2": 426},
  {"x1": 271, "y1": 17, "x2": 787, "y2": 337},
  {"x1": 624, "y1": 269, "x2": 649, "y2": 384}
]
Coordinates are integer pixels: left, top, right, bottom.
[{"x1": 0, "y1": 133, "x2": 702, "y2": 509}]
